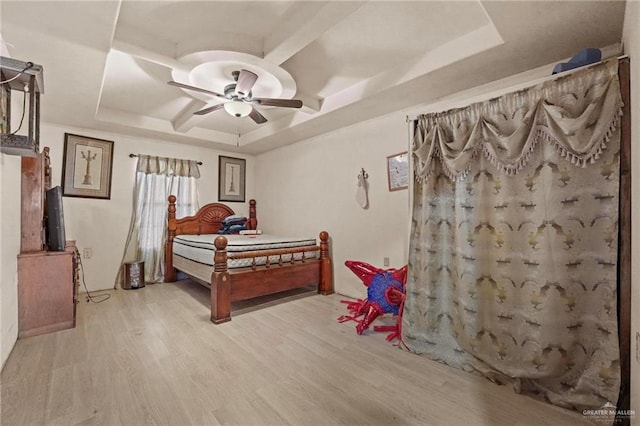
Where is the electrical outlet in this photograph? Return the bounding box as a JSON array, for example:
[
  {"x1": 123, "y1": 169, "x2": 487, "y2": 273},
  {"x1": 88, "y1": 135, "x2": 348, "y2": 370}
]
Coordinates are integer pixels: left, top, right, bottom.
[
  {"x1": 83, "y1": 248, "x2": 93, "y2": 259},
  {"x1": 383, "y1": 257, "x2": 390, "y2": 267}
]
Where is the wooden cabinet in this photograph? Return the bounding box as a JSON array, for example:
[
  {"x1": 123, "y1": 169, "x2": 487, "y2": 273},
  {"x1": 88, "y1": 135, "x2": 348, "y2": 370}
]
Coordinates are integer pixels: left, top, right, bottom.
[
  {"x1": 17, "y1": 244, "x2": 77, "y2": 338},
  {"x1": 16, "y1": 146, "x2": 77, "y2": 338}
]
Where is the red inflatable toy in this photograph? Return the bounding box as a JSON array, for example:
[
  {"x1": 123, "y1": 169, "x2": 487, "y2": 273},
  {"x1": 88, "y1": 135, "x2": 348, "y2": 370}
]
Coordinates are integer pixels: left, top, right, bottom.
[{"x1": 338, "y1": 260, "x2": 408, "y2": 342}]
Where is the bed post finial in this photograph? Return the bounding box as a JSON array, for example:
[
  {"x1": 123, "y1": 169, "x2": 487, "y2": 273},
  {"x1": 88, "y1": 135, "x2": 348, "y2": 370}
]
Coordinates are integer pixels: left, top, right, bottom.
[
  {"x1": 319, "y1": 231, "x2": 334, "y2": 295},
  {"x1": 167, "y1": 195, "x2": 177, "y2": 237},
  {"x1": 168, "y1": 195, "x2": 176, "y2": 220},
  {"x1": 249, "y1": 199, "x2": 257, "y2": 230},
  {"x1": 213, "y1": 236, "x2": 228, "y2": 272}
]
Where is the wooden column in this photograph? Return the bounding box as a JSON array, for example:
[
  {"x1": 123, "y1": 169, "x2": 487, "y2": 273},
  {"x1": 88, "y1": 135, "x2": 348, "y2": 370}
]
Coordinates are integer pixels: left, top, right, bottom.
[
  {"x1": 165, "y1": 195, "x2": 177, "y2": 282},
  {"x1": 318, "y1": 231, "x2": 334, "y2": 295},
  {"x1": 20, "y1": 147, "x2": 49, "y2": 252},
  {"x1": 211, "y1": 236, "x2": 231, "y2": 324}
]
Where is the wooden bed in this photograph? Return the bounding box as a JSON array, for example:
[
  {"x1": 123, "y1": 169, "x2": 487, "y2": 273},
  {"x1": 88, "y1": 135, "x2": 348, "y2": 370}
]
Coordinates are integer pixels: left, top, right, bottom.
[{"x1": 164, "y1": 195, "x2": 333, "y2": 323}]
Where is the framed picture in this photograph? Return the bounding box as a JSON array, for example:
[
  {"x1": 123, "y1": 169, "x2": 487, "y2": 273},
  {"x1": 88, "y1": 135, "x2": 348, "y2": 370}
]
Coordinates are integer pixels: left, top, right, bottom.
[
  {"x1": 387, "y1": 151, "x2": 409, "y2": 191},
  {"x1": 218, "y1": 155, "x2": 246, "y2": 202},
  {"x1": 61, "y1": 133, "x2": 114, "y2": 199}
]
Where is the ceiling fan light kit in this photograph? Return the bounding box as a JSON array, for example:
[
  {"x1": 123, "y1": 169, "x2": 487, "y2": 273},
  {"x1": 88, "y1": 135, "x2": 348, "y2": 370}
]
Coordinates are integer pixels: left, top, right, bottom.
[
  {"x1": 168, "y1": 69, "x2": 303, "y2": 124},
  {"x1": 224, "y1": 100, "x2": 252, "y2": 117}
]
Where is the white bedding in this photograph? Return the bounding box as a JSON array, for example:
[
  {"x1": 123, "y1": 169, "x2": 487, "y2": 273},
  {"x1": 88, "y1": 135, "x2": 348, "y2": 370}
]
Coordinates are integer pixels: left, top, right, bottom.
[{"x1": 173, "y1": 234, "x2": 317, "y2": 269}]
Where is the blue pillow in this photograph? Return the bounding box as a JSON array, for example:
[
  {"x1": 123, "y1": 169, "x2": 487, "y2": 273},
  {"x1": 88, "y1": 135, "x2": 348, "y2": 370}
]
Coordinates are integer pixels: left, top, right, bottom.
[{"x1": 552, "y1": 48, "x2": 601, "y2": 74}]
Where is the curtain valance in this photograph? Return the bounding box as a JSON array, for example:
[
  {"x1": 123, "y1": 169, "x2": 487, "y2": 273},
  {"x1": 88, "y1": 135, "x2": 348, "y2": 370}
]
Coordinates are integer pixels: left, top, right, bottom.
[
  {"x1": 413, "y1": 59, "x2": 622, "y2": 181},
  {"x1": 136, "y1": 155, "x2": 201, "y2": 178}
]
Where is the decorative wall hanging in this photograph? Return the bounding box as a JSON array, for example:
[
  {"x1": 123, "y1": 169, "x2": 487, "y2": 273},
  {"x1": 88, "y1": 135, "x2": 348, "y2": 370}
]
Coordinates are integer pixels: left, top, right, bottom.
[
  {"x1": 62, "y1": 133, "x2": 114, "y2": 199},
  {"x1": 218, "y1": 155, "x2": 246, "y2": 202},
  {"x1": 386, "y1": 151, "x2": 409, "y2": 191},
  {"x1": 355, "y1": 168, "x2": 369, "y2": 209}
]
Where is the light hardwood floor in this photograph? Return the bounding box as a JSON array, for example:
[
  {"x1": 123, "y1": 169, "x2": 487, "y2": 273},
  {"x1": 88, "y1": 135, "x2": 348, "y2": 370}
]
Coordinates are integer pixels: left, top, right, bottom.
[{"x1": 1, "y1": 280, "x2": 591, "y2": 425}]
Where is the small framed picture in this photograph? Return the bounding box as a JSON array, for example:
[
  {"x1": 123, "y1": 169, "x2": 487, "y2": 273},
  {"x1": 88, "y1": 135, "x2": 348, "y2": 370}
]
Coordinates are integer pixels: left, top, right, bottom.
[
  {"x1": 218, "y1": 155, "x2": 246, "y2": 202},
  {"x1": 62, "y1": 133, "x2": 114, "y2": 199},
  {"x1": 387, "y1": 151, "x2": 409, "y2": 191}
]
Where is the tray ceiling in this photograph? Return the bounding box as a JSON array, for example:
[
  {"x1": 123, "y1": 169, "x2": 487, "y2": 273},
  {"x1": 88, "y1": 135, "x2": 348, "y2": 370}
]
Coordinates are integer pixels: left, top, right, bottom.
[{"x1": 0, "y1": 1, "x2": 625, "y2": 154}]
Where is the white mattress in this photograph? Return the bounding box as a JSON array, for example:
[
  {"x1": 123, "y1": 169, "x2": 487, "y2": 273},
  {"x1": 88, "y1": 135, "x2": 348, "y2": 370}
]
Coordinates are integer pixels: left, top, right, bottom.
[{"x1": 173, "y1": 234, "x2": 318, "y2": 269}]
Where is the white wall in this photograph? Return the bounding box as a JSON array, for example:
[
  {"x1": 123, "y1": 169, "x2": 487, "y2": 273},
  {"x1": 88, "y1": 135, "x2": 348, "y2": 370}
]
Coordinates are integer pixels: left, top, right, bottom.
[
  {"x1": 255, "y1": 113, "x2": 410, "y2": 299},
  {"x1": 0, "y1": 152, "x2": 22, "y2": 369},
  {"x1": 1, "y1": 78, "x2": 29, "y2": 369},
  {"x1": 622, "y1": 1, "x2": 639, "y2": 423},
  {"x1": 0, "y1": 121, "x2": 255, "y2": 368}
]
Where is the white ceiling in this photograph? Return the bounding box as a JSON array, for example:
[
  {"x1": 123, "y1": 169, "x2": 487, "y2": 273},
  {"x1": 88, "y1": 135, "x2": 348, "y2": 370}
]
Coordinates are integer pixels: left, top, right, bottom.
[{"x1": 0, "y1": 1, "x2": 626, "y2": 154}]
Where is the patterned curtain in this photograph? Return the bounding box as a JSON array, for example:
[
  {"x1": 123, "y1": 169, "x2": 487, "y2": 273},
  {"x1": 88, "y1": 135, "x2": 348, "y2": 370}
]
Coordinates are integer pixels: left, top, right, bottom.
[
  {"x1": 115, "y1": 155, "x2": 200, "y2": 286},
  {"x1": 405, "y1": 59, "x2": 622, "y2": 411}
]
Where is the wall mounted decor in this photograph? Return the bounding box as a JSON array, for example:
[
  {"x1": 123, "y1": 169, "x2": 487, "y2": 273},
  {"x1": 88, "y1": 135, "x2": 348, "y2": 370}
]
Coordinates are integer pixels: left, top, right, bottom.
[
  {"x1": 356, "y1": 168, "x2": 369, "y2": 209},
  {"x1": 386, "y1": 151, "x2": 409, "y2": 191},
  {"x1": 218, "y1": 155, "x2": 246, "y2": 202},
  {"x1": 61, "y1": 133, "x2": 114, "y2": 199}
]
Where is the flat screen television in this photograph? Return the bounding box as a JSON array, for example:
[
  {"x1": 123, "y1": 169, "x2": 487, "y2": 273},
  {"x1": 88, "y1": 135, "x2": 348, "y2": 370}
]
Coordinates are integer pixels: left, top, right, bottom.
[{"x1": 46, "y1": 186, "x2": 66, "y2": 251}]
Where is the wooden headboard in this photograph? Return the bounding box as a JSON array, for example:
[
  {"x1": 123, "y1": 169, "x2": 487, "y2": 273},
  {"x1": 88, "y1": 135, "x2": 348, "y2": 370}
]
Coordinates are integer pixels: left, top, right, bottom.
[
  {"x1": 165, "y1": 195, "x2": 257, "y2": 282},
  {"x1": 167, "y1": 195, "x2": 257, "y2": 237}
]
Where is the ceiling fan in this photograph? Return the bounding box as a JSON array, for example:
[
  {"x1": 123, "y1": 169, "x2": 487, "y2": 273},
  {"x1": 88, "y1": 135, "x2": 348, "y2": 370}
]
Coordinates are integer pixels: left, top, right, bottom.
[{"x1": 168, "y1": 69, "x2": 303, "y2": 124}]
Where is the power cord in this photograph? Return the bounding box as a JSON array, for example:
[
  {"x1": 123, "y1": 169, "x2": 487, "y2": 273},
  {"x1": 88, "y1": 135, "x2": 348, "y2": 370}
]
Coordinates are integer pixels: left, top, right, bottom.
[
  {"x1": 0, "y1": 61, "x2": 34, "y2": 84},
  {"x1": 9, "y1": 90, "x2": 26, "y2": 135},
  {"x1": 74, "y1": 248, "x2": 111, "y2": 303}
]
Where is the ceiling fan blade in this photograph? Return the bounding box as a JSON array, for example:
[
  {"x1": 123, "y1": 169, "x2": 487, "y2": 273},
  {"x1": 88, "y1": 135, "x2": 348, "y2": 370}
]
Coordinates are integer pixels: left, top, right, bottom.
[
  {"x1": 253, "y1": 98, "x2": 303, "y2": 108},
  {"x1": 235, "y1": 70, "x2": 258, "y2": 98},
  {"x1": 168, "y1": 81, "x2": 226, "y2": 99},
  {"x1": 193, "y1": 103, "x2": 225, "y2": 115},
  {"x1": 249, "y1": 107, "x2": 268, "y2": 124}
]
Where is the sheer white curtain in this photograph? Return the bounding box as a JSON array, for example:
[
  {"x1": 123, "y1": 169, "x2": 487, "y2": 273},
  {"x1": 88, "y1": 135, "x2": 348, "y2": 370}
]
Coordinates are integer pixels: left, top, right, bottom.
[{"x1": 116, "y1": 155, "x2": 200, "y2": 286}]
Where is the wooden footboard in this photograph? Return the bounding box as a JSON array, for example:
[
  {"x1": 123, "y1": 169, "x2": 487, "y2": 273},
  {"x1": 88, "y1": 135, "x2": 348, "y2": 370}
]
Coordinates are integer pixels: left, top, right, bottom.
[{"x1": 211, "y1": 231, "x2": 333, "y2": 324}]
